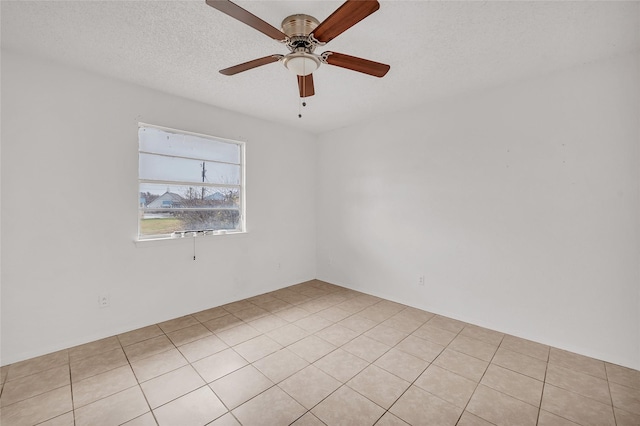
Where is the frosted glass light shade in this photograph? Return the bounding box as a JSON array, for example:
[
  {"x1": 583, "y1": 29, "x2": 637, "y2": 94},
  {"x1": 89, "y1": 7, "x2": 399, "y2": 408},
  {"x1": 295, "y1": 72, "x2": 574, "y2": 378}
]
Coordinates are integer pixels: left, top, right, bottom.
[{"x1": 284, "y1": 53, "x2": 320, "y2": 76}]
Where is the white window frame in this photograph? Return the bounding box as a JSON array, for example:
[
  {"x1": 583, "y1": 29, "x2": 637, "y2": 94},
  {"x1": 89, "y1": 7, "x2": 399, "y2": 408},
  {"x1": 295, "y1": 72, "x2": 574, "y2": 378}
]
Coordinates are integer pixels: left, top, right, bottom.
[{"x1": 137, "y1": 123, "x2": 246, "y2": 241}]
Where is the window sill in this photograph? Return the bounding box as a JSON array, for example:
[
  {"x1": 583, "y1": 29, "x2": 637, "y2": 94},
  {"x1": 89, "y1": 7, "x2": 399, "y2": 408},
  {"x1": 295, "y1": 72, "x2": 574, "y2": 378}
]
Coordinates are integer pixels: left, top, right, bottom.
[{"x1": 133, "y1": 230, "x2": 247, "y2": 248}]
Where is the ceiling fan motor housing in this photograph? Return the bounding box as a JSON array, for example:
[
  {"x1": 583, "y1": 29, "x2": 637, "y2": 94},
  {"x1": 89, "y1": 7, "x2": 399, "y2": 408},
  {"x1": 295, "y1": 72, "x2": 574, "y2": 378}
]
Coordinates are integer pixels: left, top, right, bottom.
[{"x1": 281, "y1": 14, "x2": 319, "y2": 38}]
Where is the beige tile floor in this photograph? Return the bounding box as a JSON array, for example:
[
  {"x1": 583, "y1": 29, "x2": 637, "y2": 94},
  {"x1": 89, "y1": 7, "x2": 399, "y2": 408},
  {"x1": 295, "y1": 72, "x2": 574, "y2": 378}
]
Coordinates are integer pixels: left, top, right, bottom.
[{"x1": 1, "y1": 280, "x2": 639, "y2": 426}]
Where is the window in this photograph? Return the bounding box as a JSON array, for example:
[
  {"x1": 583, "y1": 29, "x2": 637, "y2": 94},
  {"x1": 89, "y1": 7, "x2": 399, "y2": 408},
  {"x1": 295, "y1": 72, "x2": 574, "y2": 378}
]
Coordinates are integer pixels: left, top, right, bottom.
[{"x1": 138, "y1": 124, "x2": 244, "y2": 240}]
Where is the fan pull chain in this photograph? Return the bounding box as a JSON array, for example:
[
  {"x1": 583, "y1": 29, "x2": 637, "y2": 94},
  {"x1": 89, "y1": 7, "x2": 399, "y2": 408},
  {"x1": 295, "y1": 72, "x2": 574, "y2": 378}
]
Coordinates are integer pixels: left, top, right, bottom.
[
  {"x1": 298, "y1": 73, "x2": 308, "y2": 118},
  {"x1": 298, "y1": 97, "x2": 308, "y2": 118}
]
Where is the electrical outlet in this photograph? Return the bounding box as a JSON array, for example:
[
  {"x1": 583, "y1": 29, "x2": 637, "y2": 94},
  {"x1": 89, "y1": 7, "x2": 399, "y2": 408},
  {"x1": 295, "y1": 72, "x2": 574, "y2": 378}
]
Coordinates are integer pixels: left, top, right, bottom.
[
  {"x1": 277, "y1": 262, "x2": 281, "y2": 271},
  {"x1": 418, "y1": 275, "x2": 425, "y2": 286},
  {"x1": 98, "y1": 294, "x2": 110, "y2": 308}
]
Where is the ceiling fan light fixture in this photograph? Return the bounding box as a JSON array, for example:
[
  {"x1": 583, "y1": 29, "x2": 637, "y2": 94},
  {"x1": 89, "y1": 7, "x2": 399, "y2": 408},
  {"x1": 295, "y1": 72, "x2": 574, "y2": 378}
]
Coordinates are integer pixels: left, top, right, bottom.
[{"x1": 283, "y1": 53, "x2": 320, "y2": 76}]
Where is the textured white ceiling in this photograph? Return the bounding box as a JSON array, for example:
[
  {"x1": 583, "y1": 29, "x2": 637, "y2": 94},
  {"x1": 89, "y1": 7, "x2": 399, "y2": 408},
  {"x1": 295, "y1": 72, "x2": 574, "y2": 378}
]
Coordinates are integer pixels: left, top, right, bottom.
[{"x1": 2, "y1": 1, "x2": 639, "y2": 133}]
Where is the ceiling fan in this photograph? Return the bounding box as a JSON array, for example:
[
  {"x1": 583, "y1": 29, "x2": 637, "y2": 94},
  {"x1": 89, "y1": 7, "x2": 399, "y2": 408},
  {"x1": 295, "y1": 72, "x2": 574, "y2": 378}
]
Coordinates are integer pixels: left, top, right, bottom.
[{"x1": 205, "y1": 0, "x2": 390, "y2": 98}]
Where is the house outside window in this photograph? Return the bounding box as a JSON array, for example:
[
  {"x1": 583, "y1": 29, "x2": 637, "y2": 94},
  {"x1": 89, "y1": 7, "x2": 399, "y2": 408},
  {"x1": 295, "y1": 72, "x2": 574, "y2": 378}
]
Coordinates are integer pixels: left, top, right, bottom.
[{"x1": 138, "y1": 124, "x2": 245, "y2": 240}]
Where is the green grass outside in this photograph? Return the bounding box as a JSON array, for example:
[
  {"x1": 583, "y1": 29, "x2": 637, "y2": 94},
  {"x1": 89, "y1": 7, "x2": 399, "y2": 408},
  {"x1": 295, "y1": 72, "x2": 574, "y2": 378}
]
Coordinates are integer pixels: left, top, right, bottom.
[{"x1": 140, "y1": 218, "x2": 183, "y2": 235}]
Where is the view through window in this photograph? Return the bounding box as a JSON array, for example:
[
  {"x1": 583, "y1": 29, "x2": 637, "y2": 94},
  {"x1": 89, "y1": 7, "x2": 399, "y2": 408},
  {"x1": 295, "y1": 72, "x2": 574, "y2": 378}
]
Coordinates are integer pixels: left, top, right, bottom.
[{"x1": 138, "y1": 124, "x2": 244, "y2": 240}]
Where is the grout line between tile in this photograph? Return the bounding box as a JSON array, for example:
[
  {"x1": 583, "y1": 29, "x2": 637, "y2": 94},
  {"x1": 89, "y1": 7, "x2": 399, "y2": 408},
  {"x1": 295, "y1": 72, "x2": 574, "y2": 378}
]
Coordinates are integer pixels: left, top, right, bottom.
[{"x1": 536, "y1": 356, "x2": 551, "y2": 426}]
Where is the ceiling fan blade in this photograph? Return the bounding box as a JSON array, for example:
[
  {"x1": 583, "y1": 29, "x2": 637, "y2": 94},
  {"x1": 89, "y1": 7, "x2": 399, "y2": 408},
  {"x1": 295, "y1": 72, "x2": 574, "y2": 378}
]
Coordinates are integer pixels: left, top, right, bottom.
[
  {"x1": 312, "y1": 0, "x2": 380, "y2": 43},
  {"x1": 220, "y1": 55, "x2": 282, "y2": 76},
  {"x1": 206, "y1": 0, "x2": 287, "y2": 41},
  {"x1": 324, "y1": 52, "x2": 390, "y2": 77},
  {"x1": 297, "y1": 74, "x2": 315, "y2": 98}
]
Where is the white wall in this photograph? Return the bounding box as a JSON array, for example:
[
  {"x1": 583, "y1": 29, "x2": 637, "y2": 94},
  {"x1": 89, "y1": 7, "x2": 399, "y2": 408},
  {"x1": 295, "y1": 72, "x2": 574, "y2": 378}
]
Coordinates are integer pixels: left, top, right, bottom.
[
  {"x1": 0, "y1": 50, "x2": 317, "y2": 365},
  {"x1": 316, "y1": 52, "x2": 640, "y2": 369}
]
